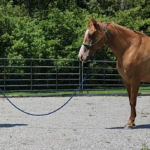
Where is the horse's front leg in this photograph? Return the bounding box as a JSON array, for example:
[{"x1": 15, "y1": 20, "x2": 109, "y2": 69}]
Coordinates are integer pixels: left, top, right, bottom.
[{"x1": 124, "y1": 80, "x2": 140, "y2": 129}]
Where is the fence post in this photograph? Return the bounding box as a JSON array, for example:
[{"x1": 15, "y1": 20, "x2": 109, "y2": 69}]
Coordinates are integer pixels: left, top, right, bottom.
[
  {"x1": 56, "y1": 60, "x2": 58, "y2": 90},
  {"x1": 79, "y1": 61, "x2": 83, "y2": 94},
  {"x1": 103, "y1": 67, "x2": 106, "y2": 90},
  {"x1": 4, "y1": 59, "x2": 6, "y2": 92},
  {"x1": 31, "y1": 59, "x2": 33, "y2": 91}
]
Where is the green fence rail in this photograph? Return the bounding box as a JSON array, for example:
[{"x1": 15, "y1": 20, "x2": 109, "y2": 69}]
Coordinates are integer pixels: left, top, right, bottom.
[{"x1": 0, "y1": 58, "x2": 149, "y2": 92}]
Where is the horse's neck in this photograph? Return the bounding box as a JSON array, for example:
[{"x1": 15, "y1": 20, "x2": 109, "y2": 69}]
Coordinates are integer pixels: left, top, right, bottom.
[{"x1": 107, "y1": 23, "x2": 134, "y2": 61}]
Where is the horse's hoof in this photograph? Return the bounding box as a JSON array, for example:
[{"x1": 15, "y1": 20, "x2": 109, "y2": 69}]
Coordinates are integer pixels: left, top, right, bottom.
[
  {"x1": 124, "y1": 125, "x2": 133, "y2": 129},
  {"x1": 132, "y1": 123, "x2": 136, "y2": 126}
]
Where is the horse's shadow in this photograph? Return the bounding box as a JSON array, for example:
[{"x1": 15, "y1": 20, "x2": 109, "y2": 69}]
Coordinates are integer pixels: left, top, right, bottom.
[
  {"x1": 106, "y1": 124, "x2": 150, "y2": 129},
  {"x1": 0, "y1": 124, "x2": 28, "y2": 128}
]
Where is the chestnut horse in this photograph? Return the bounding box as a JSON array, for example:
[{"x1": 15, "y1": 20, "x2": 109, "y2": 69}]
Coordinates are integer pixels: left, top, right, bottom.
[{"x1": 78, "y1": 18, "x2": 150, "y2": 129}]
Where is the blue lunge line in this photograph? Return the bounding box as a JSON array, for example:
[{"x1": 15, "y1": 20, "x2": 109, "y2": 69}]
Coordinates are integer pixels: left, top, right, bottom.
[{"x1": 0, "y1": 67, "x2": 92, "y2": 116}]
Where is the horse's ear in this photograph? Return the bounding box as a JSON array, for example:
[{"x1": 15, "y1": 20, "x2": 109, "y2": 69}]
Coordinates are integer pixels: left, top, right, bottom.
[
  {"x1": 88, "y1": 18, "x2": 92, "y2": 24},
  {"x1": 88, "y1": 17, "x2": 98, "y2": 29},
  {"x1": 91, "y1": 17, "x2": 98, "y2": 29},
  {"x1": 91, "y1": 17, "x2": 96, "y2": 23},
  {"x1": 88, "y1": 17, "x2": 96, "y2": 24}
]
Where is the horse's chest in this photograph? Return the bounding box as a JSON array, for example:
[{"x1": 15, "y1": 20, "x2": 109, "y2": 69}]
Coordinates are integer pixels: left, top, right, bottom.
[{"x1": 116, "y1": 61, "x2": 129, "y2": 81}]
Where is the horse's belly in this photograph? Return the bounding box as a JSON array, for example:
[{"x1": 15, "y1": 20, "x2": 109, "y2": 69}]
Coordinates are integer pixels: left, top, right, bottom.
[
  {"x1": 139, "y1": 66, "x2": 150, "y2": 83},
  {"x1": 141, "y1": 75, "x2": 150, "y2": 83},
  {"x1": 117, "y1": 58, "x2": 150, "y2": 83}
]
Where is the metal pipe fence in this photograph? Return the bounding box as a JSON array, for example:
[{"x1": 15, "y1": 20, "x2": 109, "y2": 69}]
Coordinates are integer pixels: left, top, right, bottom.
[{"x1": 0, "y1": 58, "x2": 149, "y2": 92}]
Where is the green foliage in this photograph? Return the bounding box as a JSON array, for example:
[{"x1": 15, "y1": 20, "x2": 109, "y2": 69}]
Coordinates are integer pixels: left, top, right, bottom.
[
  {"x1": 1, "y1": 0, "x2": 150, "y2": 90},
  {"x1": 0, "y1": 0, "x2": 150, "y2": 61}
]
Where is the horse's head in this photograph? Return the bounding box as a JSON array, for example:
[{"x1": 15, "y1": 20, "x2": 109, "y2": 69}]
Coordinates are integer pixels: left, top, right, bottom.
[{"x1": 78, "y1": 18, "x2": 105, "y2": 62}]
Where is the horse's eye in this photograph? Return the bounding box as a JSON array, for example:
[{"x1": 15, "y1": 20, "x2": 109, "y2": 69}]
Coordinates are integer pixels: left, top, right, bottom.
[{"x1": 88, "y1": 34, "x2": 92, "y2": 38}]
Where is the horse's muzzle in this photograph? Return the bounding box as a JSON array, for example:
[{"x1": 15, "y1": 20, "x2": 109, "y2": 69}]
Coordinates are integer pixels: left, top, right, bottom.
[{"x1": 80, "y1": 55, "x2": 89, "y2": 63}]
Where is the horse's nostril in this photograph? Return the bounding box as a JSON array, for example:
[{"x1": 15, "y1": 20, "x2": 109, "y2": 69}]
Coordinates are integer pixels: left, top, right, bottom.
[{"x1": 80, "y1": 55, "x2": 88, "y2": 62}]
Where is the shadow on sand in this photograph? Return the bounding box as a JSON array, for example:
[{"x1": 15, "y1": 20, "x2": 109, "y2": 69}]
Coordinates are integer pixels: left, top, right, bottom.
[
  {"x1": 0, "y1": 124, "x2": 28, "y2": 128},
  {"x1": 106, "y1": 124, "x2": 150, "y2": 129}
]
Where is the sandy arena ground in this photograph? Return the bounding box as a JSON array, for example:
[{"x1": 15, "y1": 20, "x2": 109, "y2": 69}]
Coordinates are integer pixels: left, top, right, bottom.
[{"x1": 0, "y1": 96, "x2": 150, "y2": 150}]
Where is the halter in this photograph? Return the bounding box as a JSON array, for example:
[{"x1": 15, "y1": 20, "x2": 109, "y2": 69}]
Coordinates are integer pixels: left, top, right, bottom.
[
  {"x1": 102, "y1": 22, "x2": 111, "y2": 46},
  {"x1": 82, "y1": 36, "x2": 103, "y2": 48},
  {"x1": 82, "y1": 22, "x2": 111, "y2": 47}
]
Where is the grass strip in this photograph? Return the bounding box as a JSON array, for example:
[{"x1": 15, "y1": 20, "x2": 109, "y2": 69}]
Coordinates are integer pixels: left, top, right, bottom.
[{"x1": 0, "y1": 86, "x2": 149, "y2": 96}]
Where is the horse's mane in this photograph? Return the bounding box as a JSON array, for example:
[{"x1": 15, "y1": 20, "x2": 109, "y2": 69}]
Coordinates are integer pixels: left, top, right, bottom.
[{"x1": 109, "y1": 22, "x2": 146, "y2": 37}]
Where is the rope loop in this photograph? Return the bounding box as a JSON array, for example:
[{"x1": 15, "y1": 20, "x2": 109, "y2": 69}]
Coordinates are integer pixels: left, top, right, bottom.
[{"x1": 0, "y1": 63, "x2": 93, "y2": 116}]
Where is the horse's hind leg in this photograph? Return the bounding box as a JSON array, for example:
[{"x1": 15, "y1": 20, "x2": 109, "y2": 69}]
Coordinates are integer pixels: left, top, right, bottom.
[{"x1": 123, "y1": 79, "x2": 140, "y2": 129}]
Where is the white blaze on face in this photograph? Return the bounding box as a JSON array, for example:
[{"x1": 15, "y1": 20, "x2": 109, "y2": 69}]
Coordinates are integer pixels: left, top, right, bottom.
[{"x1": 78, "y1": 29, "x2": 90, "y2": 61}]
